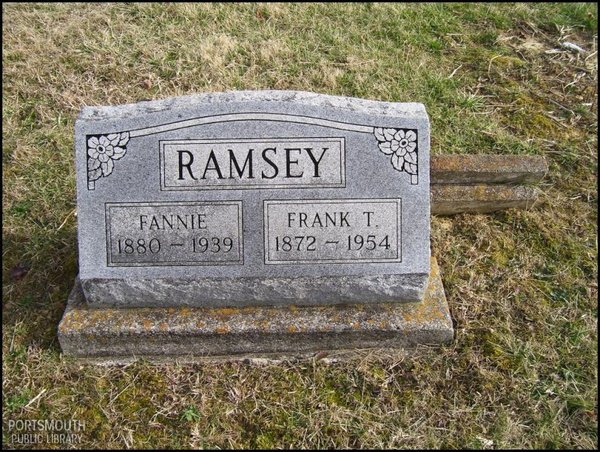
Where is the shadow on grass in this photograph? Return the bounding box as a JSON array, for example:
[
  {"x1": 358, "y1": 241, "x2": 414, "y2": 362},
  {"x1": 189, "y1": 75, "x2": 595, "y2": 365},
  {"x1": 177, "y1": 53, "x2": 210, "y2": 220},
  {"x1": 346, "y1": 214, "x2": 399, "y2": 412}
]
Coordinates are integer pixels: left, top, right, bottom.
[{"x1": 2, "y1": 230, "x2": 79, "y2": 352}]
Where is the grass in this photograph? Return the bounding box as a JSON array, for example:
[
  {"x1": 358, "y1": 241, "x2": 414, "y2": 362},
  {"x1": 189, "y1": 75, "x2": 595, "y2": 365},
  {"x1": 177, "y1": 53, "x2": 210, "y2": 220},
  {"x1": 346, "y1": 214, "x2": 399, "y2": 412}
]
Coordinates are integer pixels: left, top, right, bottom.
[{"x1": 2, "y1": 2, "x2": 598, "y2": 449}]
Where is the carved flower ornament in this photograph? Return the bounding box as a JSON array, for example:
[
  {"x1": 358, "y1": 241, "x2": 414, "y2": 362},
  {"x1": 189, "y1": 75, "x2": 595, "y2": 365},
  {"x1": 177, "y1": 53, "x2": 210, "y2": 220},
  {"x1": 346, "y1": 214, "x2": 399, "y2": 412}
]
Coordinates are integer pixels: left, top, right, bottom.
[
  {"x1": 87, "y1": 132, "x2": 129, "y2": 189},
  {"x1": 374, "y1": 127, "x2": 418, "y2": 184}
]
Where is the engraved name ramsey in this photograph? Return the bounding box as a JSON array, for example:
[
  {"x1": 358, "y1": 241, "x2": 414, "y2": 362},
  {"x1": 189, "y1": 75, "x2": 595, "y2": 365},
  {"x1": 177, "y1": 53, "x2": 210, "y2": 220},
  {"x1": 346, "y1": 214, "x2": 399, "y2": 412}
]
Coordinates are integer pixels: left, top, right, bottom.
[{"x1": 160, "y1": 138, "x2": 345, "y2": 190}]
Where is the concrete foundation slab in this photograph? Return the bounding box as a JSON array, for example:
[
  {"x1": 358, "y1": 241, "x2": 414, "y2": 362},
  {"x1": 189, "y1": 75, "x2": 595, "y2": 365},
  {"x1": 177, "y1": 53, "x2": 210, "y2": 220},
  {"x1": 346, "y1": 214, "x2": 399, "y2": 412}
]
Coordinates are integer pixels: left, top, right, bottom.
[{"x1": 58, "y1": 259, "x2": 453, "y2": 362}]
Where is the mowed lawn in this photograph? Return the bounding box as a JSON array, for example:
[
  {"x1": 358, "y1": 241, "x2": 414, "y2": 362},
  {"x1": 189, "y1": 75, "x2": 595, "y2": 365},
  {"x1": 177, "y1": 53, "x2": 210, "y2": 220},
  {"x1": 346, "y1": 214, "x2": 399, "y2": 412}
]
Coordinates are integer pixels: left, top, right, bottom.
[{"x1": 2, "y1": 3, "x2": 597, "y2": 449}]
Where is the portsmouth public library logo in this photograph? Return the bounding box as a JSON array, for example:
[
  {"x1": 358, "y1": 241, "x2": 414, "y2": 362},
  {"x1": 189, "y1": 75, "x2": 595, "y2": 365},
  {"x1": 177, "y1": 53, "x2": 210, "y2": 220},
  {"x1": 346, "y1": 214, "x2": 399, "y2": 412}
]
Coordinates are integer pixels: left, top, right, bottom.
[{"x1": 6, "y1": 418, "x2": 86, "y2": 446}]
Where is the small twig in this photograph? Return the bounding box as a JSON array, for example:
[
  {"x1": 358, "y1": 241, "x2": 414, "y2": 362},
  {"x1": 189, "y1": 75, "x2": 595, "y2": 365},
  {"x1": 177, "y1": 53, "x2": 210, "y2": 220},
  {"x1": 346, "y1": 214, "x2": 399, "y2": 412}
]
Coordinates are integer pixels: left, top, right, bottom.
[
  {"x1": 547, "y1": 98, "x2": 575, "y2": 116},
  {"x1": 57, "y1": 208, "x2": 76, "y2": 231},
  {"x1": 515, "y1": 49, "x2": 529, "y2": 63},
  {"x1": 488, "y1": 55, "x2": 501, "y2": 76},
  {"x1": 564, "y1": 72, "x2": 586, "y2": 89},
  {"x1": 24, "y1": 389, "x2": 47, "y2": 409},
  {"x1": 448, "y1": 64, "x2": 462, "y2": 79},
  {"x1": 560, "y1": 41, "x2": 586, "y2": 54},
  {"x1": 109, "y1": 374, "x2": 139, "y2": 405},
  {"x1": 9, "y1": 321, "x2": 22, "y2": 353}
]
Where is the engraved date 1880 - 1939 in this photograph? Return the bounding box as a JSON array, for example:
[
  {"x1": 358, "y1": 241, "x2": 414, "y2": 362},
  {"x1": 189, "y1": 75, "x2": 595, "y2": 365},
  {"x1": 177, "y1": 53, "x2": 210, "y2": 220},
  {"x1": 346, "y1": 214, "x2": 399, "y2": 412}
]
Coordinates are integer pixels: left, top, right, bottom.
[{"x1": 105, "y1": 201, "x2": 243, "y2": 267}]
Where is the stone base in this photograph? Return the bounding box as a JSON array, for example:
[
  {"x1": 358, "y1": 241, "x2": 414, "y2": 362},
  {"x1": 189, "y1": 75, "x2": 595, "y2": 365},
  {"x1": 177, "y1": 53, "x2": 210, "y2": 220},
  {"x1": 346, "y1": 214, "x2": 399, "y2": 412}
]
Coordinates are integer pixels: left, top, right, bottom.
[
  {"x1": 431, "y1": 184, "x2": 538, "y2": 215},
  {"x1": 58, "y1": 259, "x2": 453, "y2": 362}
]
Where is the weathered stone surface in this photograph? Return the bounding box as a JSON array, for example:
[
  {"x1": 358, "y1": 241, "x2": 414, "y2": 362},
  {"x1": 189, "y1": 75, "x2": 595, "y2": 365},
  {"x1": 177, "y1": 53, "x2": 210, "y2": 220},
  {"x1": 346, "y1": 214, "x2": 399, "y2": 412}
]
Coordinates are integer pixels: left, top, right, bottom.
[
  {"x1": 75, "y1": 91, "x2": 431, "y2": 308},
  {"x1": 58, "y1": 258, "x2": 453, "y2": 361},
  {"x1": 431, "y1": 154, "x2": 547, "y2": 185},
  {"x1": 431, "y1": 184, "x2": 538, "y2": 215},
  {"x1": 82, "y1": 272, "x2": 428, "y2": 309}
]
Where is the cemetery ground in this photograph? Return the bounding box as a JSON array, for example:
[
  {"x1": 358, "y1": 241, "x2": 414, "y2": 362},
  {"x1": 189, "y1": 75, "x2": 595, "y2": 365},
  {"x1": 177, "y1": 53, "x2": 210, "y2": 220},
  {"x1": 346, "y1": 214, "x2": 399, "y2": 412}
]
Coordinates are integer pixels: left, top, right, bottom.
[{"x1": 2, "y1": 3, "x2": 597, "y2": 449}]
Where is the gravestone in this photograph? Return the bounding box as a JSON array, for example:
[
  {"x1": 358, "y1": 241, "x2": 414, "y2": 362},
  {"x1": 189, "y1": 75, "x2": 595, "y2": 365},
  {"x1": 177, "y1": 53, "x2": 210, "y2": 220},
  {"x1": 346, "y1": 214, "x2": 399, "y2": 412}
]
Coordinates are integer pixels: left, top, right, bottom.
[{"x1": 58, "y1": 91, "x2": 453, "y2": 361}]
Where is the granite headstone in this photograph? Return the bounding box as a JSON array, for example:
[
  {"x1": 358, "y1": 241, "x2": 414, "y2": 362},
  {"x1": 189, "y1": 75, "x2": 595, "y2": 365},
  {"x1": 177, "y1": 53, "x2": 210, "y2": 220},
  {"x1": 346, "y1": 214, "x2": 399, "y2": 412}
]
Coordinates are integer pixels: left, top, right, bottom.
[{"x1": 75, "y1": 91, "x2": 430, "y2": 308}]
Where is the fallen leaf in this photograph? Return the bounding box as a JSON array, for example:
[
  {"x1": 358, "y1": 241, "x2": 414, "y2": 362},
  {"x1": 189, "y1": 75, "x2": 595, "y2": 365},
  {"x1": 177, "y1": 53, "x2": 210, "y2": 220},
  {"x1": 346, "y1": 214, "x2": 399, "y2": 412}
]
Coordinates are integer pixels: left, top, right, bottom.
[
  {"x1": 314, "y1": 351, "x2": 329, "y2": 361},
  {"x1": 10, "y1": 263, "x2": 30, "y2": 281}
]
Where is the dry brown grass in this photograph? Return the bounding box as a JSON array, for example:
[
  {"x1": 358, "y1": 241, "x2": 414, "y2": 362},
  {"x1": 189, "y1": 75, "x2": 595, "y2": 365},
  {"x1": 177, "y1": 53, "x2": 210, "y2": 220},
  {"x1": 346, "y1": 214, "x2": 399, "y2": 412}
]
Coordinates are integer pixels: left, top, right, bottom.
[{"x1": 2, "y1": 3, "x2": 597, "y2": 449}]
